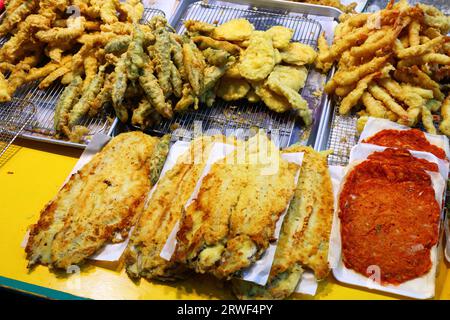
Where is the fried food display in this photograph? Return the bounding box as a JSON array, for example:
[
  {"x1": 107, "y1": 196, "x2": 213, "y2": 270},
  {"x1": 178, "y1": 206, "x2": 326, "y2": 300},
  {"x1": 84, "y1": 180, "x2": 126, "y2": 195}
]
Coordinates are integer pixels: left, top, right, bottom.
[
  {"x1": 316, "y1": 0, "x2": 450, "y2": 135},
  {"x1": 0, "y1": 0, "x2": 146, "y2": 142},
  {"x1": 173, "y1": 133, "x2": 299, "y2": 280},
  {"x1": 126, "y1": 136, "x2": 235, "y2": 281},
  {"x1": 232, "y1": 146, "x2": 334, "y2": 300},
  {"x1": 25, "y1": 132, "x2": 169, "y2": 269},
  {"x1": 185, "y1": 18, "x2": 317, "y2": 125},
  {"x1": 339, "y1": 148, "x2": 440, "y2": 284}
]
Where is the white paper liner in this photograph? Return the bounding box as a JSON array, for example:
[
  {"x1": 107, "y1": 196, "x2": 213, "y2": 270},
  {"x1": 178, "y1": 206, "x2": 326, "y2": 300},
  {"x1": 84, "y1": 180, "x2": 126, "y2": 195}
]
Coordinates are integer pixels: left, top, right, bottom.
[
  {"x1": 160, "y1": 142, "x2": 304, "y2": 286},
  {"x1": 329, "y1": 145, "x2": 446, "y2": 299},
  {"x1": 359, "y1": 117, "x2": 450, "y2": 159}
]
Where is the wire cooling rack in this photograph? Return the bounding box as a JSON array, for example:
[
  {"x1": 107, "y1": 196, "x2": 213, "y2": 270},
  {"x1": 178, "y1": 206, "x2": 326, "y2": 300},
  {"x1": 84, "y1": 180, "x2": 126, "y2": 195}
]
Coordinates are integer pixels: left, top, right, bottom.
[
  {"x1": 143, "y1": 2, "x2": 323, "y2": 148},
  {"x1": 0, "y1": 8, "x2": 165, "y2": 148},
  {"x1": 0, "y1": 99, "x2": 35, "y2": 166}
]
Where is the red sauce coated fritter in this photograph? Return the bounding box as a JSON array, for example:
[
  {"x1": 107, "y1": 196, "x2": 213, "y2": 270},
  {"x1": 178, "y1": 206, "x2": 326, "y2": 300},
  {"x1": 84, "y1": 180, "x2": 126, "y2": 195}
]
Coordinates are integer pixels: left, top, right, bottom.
[
  {"x1": 364, "y1": 129, "x2": 447, "y2": 160},
  {"x1": 339, "y1": 154, "x2": 440, "y2": 285}
]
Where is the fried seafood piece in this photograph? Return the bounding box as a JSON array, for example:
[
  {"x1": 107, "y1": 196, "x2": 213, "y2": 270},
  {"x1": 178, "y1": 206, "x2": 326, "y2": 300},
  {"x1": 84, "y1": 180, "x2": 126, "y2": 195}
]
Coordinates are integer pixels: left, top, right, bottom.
[
  {"x1": 232, "y1": 146, "x2": 334, "y2": 300},
  {"x1": 112, "y1": 53, "x2": 129, "y2": 122},
  {"x1": 439, "y1": 95, "x2": 450, "y2": 136},
  {"x1": 25, "y1": 132, "x2": 164, "y2": 269},
  {"x1": 55, "y1": 77, "x2": 82, "y2": 131},
  {"x1": 89, "y1": 73, "x2": 114, "y2": 117},
  {"x1": 26, "y1": 55, "x2": 73, "y2": 82},
  {"x1": 192, "y1": 36, "x2": 242, "y2": 56},
  {"x1": 36, "y1": 16, "x2": 86, "y2": 43},
  {"x1": 339, "y1": 153, "x2": 440, "y2": 285},
  {"x1": 238, "y1": 31, "x2": 275, "y2": 81},
  {"x1": 100, "y1": 22, "x2": 133, "y2": 35},
  {"x1": 139, "y1": 61, "x2": 173, "y2": 119},
  {"x1": 315, "y1": 32, "x2": 333, "y2": 72},
  {"x1": 126, "y1": 136, "x2": 216, "y2": 281},
  {"x1": 265, "y1": 26, "x2": 293, "y2": 50},
  {"x1": 211, "y1": 18, "x2": 254, "y2": 42},
  {"x1": 67, "y1": 65, "x2": 106, "y2": 129},
  {"x1": 394, "y1": 66, "x2": 444, "y2": 101},
  {"x1": 280, "y1": 42, "x2": 317, "y2": 66},
  {"x1": 100, "y1": 0, "x2": 119, "y2": 24},
  {"x1": 0, "y1": 73, "x2": 11, "y2": 102},
  {"x1": 0, "y1": 0, "x2": 36, "y2": 36},
  {"x1": 174, "y1": 133, "x2": 299, "y2": 279}
]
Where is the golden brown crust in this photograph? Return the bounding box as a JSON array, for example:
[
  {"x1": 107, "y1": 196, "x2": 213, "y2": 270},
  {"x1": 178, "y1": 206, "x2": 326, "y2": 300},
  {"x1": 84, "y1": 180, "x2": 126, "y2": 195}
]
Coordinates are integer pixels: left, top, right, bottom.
[
  {"x1": 232, "y1": 145, "x2": 334, "y2": 299},
  {"x1": 26, "y1": 132, "x2": 160, "y2": 269}
]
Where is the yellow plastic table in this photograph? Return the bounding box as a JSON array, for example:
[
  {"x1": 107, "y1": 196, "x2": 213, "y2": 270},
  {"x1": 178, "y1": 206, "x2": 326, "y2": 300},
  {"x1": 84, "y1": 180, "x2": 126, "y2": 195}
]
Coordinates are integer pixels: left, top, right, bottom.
[{"x1": 0, "y1": 139, "x2": 449, "y2": 300}]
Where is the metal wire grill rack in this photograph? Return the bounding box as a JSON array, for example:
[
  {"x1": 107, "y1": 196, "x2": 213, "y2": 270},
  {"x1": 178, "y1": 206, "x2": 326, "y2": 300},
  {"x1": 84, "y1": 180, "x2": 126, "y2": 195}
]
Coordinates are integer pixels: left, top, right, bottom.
[
  {"x1": 0, "y1": 99, "x2": 35, "y2": 166},
  {"x1": 0, "y1": 8, "x2": 165, "y2": 148},
  {"x1": 326, "y1": 107, "x2": 359, "y2": 166},
  {"x1": 144, "y1": 2, "x2": 323, "y2": 148}
]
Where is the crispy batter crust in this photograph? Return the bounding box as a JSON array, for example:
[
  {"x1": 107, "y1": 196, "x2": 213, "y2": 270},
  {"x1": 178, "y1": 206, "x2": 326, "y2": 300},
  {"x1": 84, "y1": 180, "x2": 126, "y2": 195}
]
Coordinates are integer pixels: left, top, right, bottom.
[
  {"x1": 174, "y1": 133, "x2": 299, "y2": 280},
  {"x1": 25, "y1": 132, "x2": 162, "y2": 269},
  {"x1": 232, "y1": 146, "x2": 334, "y2": 299},
  {"x1": 339, "y1": 149, "x2": 440, "y2": 284},
  {"x1": 125, "y1": 136, "x2": 216, "y2": 281}
]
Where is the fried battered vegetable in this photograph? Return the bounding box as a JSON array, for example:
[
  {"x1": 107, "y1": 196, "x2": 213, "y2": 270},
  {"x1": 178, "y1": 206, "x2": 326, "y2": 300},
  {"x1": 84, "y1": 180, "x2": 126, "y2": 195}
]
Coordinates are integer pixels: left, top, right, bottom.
[
  {"x1": 105, "y1": 35, "x2": 131, "y2": 54},
  {"x1": 184, "y1": 20, "x2": 215, "y2": 35},
  {"x1": 112, "y1": 53, "x2": 129, "y2": 122},
  {"x1": 439, "y1": 95, "x2": 450, "y2": 136},
  {"x1": 0, "y1": 0, "x2": 36, "y2": 36},
  {"x1": 68, "y1": 65, "x2": 106, "y2": 127},
  {"x1": 217, "y1": 77, "x2": 250, "y2": 101},
  {"x1": 0, "y1": 73, "x2": 11, "y2": 102},
  {"x1": 139, "y1": 61, "x2": 173, "y2": 119},
  {"x1": 280, "y1": 42, "x2": 317, "y2": 66},
  {"x1": 54, "y1": 76, "x2": 82, "y2": 132}
]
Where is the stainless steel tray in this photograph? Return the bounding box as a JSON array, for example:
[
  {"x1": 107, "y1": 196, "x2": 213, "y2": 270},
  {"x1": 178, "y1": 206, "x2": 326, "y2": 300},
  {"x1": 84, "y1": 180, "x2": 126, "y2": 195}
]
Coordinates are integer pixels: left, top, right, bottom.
[
  {"x1": 0, "y1": 8, "x2": 165, "y2": 149},
  {"x1": 135, "y1": 0, "x2": 341, "y2": 148}
]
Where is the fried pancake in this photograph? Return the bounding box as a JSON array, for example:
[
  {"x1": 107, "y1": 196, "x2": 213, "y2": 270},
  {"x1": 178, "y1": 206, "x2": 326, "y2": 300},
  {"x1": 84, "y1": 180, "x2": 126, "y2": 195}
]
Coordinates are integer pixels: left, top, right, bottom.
[
  {"x1": 125, "y1": 136, "x2": 216, "y2": 281},
  {"x1": 174, "y1": 133, "x2": 299, "y2": 280},
  {"x1": 232, "y1": 146, "x2": 334, "y2": 299},
  {"x1": 26, "y1": 132, "x2": 166, "y2": 269}
]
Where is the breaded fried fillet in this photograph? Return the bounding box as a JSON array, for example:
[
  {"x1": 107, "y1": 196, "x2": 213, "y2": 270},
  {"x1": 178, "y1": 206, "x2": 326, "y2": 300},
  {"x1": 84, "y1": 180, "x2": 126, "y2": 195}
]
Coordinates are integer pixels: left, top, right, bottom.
[
  {"x1": 174, "y1": 133, "x2": 299, "y2": 280},
  {"x1": 26, "y1": 132, "x2": 167, "y2": 269},
  {"x1": 125, "y1": 136, "x2": 216, "y2": 281},
  {"x1": 232, "y1": 146, "x2": 334, "y2": 299}
]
